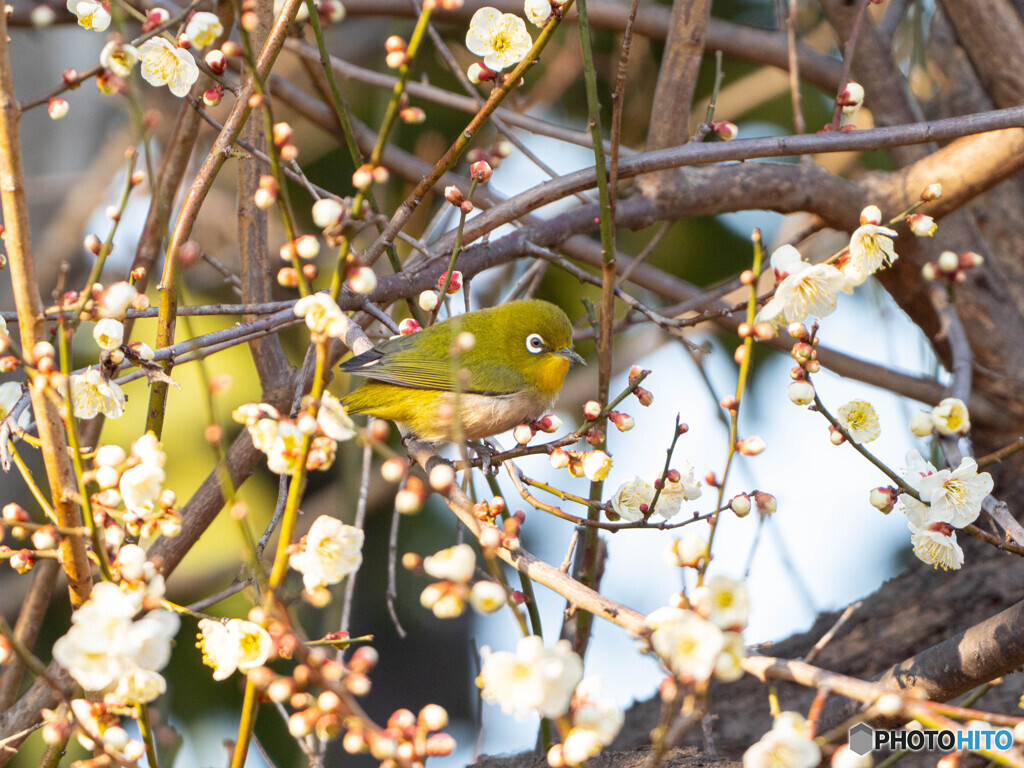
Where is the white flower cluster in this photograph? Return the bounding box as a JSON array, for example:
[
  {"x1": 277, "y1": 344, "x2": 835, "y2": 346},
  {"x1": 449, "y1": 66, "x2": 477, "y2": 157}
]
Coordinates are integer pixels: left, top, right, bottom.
[
  {"x1": 899, "y1": 450, "x2": 993, "y2": 570},
  {"x1": 419, "y1": 543, "x2": 508, "y2": 619},
  {"x1": 294, "y1": 293, "x2": 350, "y2": 338},
  {"x1": 610, "y1": 464, "x2": 701, "y2": 521},
  {"x1": 478, "y1": 636, "x2": 583, "y2": 719},
  {"x1": 53, "y1": 580, "x2": 179, "y2": 704},
  {"x1": 288, "y1": 514, "x2": 364, "y2": 594},
  {"x1": 755, "y1": 206, "x2": 901, "y2": 330},
  {"x1": 646, "y1": 575, "x2": 749, "y2": 684},
  {"x1": 90, "y1": 432, "x2": 179, "y2": 539},
  {"x1": 233, "y1": 394, "x2": 356, "y2": 475}
]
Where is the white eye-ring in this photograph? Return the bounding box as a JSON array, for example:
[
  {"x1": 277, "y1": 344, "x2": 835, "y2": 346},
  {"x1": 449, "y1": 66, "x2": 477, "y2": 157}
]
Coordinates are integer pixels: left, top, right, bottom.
[{"x1": 526, "y1": 333, "x2": 545, "y2": 354}]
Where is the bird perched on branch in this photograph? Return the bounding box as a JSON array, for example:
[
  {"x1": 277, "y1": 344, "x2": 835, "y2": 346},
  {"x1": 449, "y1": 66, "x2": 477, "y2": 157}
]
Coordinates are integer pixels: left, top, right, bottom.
[{"x1": 341, "y1": 299, "x2": 584, "y2": 443}]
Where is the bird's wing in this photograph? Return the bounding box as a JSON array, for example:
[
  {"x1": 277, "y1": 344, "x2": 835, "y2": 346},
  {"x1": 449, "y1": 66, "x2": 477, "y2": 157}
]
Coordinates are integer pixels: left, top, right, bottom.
[{"x1": 340, "y1": 343, "x2": 524, "y2": 394}]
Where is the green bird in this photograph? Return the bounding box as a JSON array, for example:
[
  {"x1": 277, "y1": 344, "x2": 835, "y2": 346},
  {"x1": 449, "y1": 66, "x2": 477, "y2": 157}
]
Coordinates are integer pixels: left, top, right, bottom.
[{"x1": 341, "y1": 299, "x2": 585, "y2": 443}]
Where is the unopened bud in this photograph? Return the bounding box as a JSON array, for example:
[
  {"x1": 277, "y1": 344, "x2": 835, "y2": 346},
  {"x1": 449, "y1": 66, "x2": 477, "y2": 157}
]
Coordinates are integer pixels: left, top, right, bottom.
[
  {"x1": 869, "y1": 486, "x2": 897, "y2": 514},
  {"x1": 920, "y1": 183, "x2": 942, "y2": 201},
  {"x1": 730, "y1": 493, "x2": 751, "y2": 518},
  {"x1": 859, "y1": 204, "x2": 882, "y2": 226},
  {"x1": 736, "y1": 435, "x2": 766, "y2": 455},
  {"x1": 712, "y1": 120, "x2": 738, "y2": 141},
  {"x1": 47, "y1": 98, "x2": 69, "y2": 120}
]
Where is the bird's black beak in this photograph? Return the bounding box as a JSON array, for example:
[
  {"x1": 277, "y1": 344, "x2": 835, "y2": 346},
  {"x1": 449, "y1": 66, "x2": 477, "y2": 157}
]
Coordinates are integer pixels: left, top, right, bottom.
[{"x1": 555, "y1": 347, "x2": 586, "y2": 367}]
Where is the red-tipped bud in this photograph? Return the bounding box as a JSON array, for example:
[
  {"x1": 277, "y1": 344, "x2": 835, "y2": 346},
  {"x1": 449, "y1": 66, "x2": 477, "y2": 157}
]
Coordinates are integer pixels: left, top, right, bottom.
[
  {"x1": 398, "y1": 318, "x2": 421, "y2": 335},
  {"x1": 470, "y1": 161, "x2": 493, "y2": 182}
]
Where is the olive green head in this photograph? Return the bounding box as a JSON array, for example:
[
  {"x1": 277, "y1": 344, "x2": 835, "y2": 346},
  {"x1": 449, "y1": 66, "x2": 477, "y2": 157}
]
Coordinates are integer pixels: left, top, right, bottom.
[{"x1": 484, "y1": 299, "x2": 584, "y2": 395}]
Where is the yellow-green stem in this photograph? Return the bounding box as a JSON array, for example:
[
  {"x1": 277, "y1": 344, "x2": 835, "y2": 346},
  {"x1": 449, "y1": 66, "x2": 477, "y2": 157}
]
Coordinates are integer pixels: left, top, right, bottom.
[{"x1": 700, "y1": 231, "x2": 763, "y2": 583}]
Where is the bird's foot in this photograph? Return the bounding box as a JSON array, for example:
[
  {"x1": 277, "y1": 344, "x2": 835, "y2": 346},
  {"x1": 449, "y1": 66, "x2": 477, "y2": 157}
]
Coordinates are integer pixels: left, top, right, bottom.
[{"x1": 467, "y1": 440, "x2": 500, "y2": 476}]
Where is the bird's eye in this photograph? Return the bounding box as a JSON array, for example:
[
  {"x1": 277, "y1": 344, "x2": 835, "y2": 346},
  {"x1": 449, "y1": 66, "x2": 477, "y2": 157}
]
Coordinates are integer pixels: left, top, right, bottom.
[{"x1": 525, "y1": 333, "x2": 544, "y2": 354}]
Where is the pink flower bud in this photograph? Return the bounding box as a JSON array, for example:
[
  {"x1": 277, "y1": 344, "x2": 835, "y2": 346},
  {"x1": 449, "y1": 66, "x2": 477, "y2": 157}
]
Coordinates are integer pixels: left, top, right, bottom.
[
  {"x1": 736, "y1": 435, "x2": 766, "y2": 455},
  {"x1": 828, "y1": 425, "x2": 846, "y2": 445},
  {"x1": 583, "y1": 400, "x2": 601, "y2": 420},
  {"x1": 634, "y1": 387, "x2": 654, "y2": 406},
  {"x1": 468, "y1": 62, "x2": 497, "y2": 83},
  {"x1": 869, "y1": 486, "x2": 897, "y2": 514},
  {"x1": 470, "y1": 161, "x2": 493, "y2": 182},
  {"x1": 608, "y1": 410, "x2": 634, "y2": 431},
  {"x1": 920, "y1": 183, "x2": 942, "y2": 201},
  {"x1": 385, "y1": 35, "x2": 407, "y2": 54},
  {"x1": 960, "y1": 251, "x2": 984, "y2": 269},
  {"x1": 398, "y1": 318, "x2": 421, "y2": 335},
  {"x1": 348, "y1": 266, "x2": 377, "y2": 295},
  {"x1": 385, "y1": 51, "x2": 407, "y2": 69},
  {"x1": 443, "y1": 185, "x2": 466, "y2": 207},
  {"x1": 712, "y1": 120, "x2": 738, "y2": 140},
  {"x1": 205, "y1": 49, "x2": 226, "y2": 74},
  {"x1": 399, "y1": 107, "x2": 426, "y2": 124},
  {"x1": 371, "y1": 166, "x2": 389, "y2": 184},
  {"x1": 437, "y1": 271, "x2": 462, "y2": 294},
  {"x1": 203, "y1": 87, "x2": 223, "y2": 107},
  {"x1": 47, "y1": 98, "x2": 69, "y2": 120},
  {"x1": 753, "y1": 491, "x2": 777, "y2": 515}
]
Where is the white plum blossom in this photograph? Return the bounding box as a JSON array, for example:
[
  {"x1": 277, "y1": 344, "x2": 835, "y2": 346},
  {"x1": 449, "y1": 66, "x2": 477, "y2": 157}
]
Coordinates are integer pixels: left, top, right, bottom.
[
  {"x1": 184, "y1": 11, "x2": 223, "y2": 48},
  {"x1": 138, "y1": 38, "x2": 200, "y2": 97},
  {"x1": 67, "y1": 0, "x2": 111, "y2": 31},
  {"x1": 266, "y1": 420, "x2": 305, "y2": 475},
  {"x1": 931, "y1": 397, "x2": 970, "y2": 435},
  {"x1": 70, "y1": 368, "x2": 126, "y2": 419},
  {"x1": 478, "y1": 636, "x2": 583, "y2": 719},
  {"x1": 842, "y1": 223, "x2": 898, "y2": 288},
  {"x1": 294, "y1": 293, "x2": 347, "y2": 337},
  {"x1": 93, "y1": 318, "x2": 124, "y2": 351},
  {"x1": 316, "y1": 392, "x2": 356, "y2": 441},
  {"x1": 754, "y1": 245, "x2": 846, "y2": 327},
  {"x1": 523, "y1": 0, "x2": 551, "y2": 27},
  {"x1": 465, "y1": 7, "x2": 532, "y2": 72},
  {"x1": 917, "y1": 457, "x2": 992, "y2": 528},
  {"x1": 909, "y1": 519, "x2": 964, "y2": 570},
  {"x1": 715, "y1": 631, "x2": 747, "y2": 682},
  {"x1": 132, "y1": 431, "x2": 167, "y2": 468},
  {"x1": 836, "y1": 400, "x2": 881, "y2": 444},
  {"x1": 100, "y1": 41, "x2": 140, "y2": 77},
  {"x1": 691, "y1": 575, "x2": 750, "y2": 630},
  {"x1": 655, "y1": 464, "x2": 702, "y2": 517},
  {"x1": 423, "y1": 543, "x2": 476, "y2": 583},
  {"x1": 561, "y1": 676, "x2": 624, "y2": 765},
  {"x1": 196, "y1": 618, "x2": 273, "y2": 681},
  {"x1": 646, "y1": 607, "x2": 723, "y2": 682},
  {"x1": 469, "y1": 580, "x2": 507, "y2": 614},
  {"x1": 744, "y1": 712, "x2": 821, "y2": 768},
  {"x1": 52, "y1": 582, "x2": 178, "y2": 703},
  {"x1": 0, "y1": 382, "x2": 29, "y2": 428},
  {"x1": 98, "y1": 281, "x2": 138, "y2": 318},
  {"x1": 288, "y1": 515, "x2": 364, "y2": 591},
  {"x1": 610, "y1": 476, "x2": 654, "y2": 521},
  {"x1": 663, "y1": 529, "x2": 709, "y2": 568},
  {"x1": 119, "y1": 464, "x2": 166, "y2": 520}
]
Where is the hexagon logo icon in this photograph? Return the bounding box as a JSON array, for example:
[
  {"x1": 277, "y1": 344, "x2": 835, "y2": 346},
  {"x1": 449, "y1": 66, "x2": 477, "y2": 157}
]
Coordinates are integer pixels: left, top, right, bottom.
[{"x1": 849, "y1": 723, "x2": 874, "y2": 756}]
